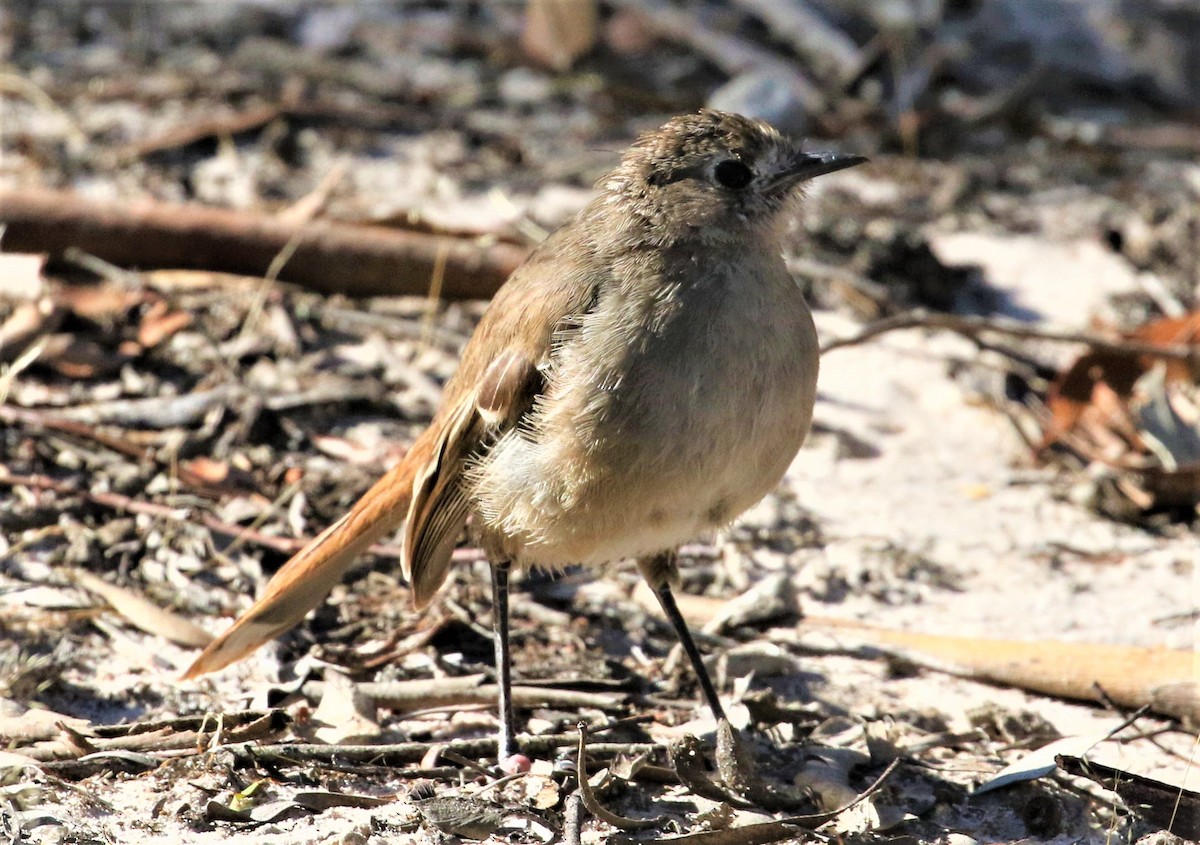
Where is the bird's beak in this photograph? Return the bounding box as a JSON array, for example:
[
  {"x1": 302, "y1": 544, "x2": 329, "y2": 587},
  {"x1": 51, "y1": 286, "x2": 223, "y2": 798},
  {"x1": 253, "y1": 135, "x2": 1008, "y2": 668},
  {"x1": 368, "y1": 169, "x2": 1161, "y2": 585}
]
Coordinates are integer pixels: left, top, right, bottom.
[{"x1": 788, "y1": 151, "x2": 868, "y2": 182}]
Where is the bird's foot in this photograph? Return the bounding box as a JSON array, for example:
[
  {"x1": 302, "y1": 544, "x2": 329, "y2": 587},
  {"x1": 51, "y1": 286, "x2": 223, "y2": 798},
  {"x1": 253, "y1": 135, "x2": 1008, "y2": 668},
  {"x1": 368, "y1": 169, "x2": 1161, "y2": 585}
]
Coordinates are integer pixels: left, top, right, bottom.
[
  {"x1": 496, "y1": 752, "x2": 532, "y2": 776},
  {"x1": 714, "y1": 719, "x2": 815, "y2": 812}
]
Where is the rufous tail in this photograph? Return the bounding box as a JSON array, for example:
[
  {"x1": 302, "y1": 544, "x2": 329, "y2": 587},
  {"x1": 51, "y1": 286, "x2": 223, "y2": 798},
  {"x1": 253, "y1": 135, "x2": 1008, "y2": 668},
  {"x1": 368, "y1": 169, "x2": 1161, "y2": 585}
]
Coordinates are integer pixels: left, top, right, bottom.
[{"x1": 182, "y1": 432, "x2": 433, "y2": 678}]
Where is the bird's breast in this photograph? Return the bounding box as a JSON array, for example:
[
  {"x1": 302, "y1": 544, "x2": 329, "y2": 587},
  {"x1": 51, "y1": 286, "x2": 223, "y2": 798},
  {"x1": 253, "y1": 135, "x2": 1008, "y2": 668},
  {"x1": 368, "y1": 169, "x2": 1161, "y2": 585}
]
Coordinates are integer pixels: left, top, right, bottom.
[{"x1": 469, "y1": 256, "x2": 819, "y2": 567}]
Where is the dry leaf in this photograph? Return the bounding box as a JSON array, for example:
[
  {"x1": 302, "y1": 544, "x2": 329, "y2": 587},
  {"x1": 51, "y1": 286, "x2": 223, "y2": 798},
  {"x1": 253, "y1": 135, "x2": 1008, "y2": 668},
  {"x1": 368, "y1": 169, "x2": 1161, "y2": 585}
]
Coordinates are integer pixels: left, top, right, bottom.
[
  {"x1": 309, "y1": 669, "x2": 380, "y2": 744},
  {"x1": 973, "y1": 733, "x2": 1112, "y2": 794},
  {"x1": 137, "y1": 300, "x2": 193, "y2": 347},
  {"x1": 71, "y1": 569, "x2": 214, "y2": 648},
  {"x1": 54, "y1": 282, "x2": 146, "y2": 321},
  {"x1": 523, "y1": 775, "x2": 560, "y2": 810},
  {"x1": 1042, "y1": 309, "x2": 1200, "y2": 449},
  {"x1": 38, "y1": 334, "x2": 129, "y2": 378}
]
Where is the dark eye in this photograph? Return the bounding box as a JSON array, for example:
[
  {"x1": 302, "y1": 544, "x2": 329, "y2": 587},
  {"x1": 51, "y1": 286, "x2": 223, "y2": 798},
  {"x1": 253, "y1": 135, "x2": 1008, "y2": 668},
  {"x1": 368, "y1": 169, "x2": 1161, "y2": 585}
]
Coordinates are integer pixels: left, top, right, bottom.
[{"x1": 713, "y1": 159, "x2": 753, "y2": 190}]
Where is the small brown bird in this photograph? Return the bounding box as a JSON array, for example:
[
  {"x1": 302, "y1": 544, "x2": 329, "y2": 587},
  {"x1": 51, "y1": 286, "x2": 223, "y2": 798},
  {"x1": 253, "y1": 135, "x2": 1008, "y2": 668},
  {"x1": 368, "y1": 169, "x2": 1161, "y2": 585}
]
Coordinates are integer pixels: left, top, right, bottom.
[{"x1": 185, "y1": 110, "x2": 865, "y2": 760}]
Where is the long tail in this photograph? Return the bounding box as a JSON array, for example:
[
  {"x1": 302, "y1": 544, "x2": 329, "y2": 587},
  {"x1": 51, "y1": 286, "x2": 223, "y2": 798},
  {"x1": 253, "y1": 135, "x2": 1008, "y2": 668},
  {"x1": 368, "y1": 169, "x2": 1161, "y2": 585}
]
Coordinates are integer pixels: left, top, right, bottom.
[{"x1": 183, "y1": 430, "x2": 435, "y2": 678}]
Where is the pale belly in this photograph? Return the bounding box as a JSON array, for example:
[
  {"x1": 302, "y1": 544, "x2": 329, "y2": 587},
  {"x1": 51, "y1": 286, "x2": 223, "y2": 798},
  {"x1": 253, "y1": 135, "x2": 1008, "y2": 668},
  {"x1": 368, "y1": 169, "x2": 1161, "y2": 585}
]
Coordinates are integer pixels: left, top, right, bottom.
[{"x1": 468, "y1": 269, "x2": 819, "y2": 568}]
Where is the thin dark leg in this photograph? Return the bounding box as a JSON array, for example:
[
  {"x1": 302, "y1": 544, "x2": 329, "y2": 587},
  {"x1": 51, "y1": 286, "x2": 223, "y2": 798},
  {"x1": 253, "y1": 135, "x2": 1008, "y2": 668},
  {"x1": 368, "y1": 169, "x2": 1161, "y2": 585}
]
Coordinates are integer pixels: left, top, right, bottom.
[
  {"x1": 491, "y1": 559, "x2": 516, "y2": 759},
  {"x1": 651, "y1": 579, "x2": 728, "y2": 723}
]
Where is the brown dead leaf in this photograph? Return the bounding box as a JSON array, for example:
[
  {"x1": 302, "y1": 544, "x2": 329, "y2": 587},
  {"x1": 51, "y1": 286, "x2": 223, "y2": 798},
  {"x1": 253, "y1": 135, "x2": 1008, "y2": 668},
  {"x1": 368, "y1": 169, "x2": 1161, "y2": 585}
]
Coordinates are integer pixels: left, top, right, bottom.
[
  {"x1": 178, "y1": 457, "x2": 262, "y2": 497},
  {"x1": 523, "y1": 775, "x2": 560, "y2": 810},
  {"x1": 1073, "y1": 379, "x2": 1146, "y2": 460},
  {"x1": 307, "y1": 669, "x2": 380, "y2": 744},
  {"x1": 1130, "y1": 310, "x2": 1200, "y2": 384},
  {"x1": 136, "y1": 300, "x2": 193, "y2": 347},
  {"x1": 180, "y1": 456, "x2": 231, "y2": 485},
  {"x1": 142, "y1": 269, "x2": 262, "y2": 291},
  {"x1": 309, "y1": 433, "x2": 389, "y2": 465},
  {"x1": 54, "y1": 282, "x2": 147, "y2": 321},
  {"x1": 1042, "y1": 310, "x2": 1200, "y2": 450},
  {"x1": 1042, "y1": 349, "x2": 1144, "y2": 449}
]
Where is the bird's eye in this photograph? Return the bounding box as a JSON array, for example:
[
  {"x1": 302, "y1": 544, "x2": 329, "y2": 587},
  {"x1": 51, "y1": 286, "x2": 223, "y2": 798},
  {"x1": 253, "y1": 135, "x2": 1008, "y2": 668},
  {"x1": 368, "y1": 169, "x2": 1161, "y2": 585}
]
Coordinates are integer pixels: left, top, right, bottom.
[{"x1": 713, "y1": 159, "x2": 753, "y2": 190}]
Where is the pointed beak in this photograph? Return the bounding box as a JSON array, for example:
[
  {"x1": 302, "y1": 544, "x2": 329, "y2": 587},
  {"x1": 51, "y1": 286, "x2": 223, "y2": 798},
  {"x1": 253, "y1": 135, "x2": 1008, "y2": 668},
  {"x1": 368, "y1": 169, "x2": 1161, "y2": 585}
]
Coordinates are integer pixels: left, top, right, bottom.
[{"x1": 788, "y1": 150, "x2": 868, "y2": 182}]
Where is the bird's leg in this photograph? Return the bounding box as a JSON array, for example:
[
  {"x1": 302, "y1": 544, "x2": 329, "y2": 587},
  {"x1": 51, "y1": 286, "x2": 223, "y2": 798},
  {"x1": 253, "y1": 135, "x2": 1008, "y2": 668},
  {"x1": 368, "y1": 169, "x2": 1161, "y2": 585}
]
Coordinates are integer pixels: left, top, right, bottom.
[
  {"x1": 491, "y1": 559, "x2": 517, "y2": 760},
  {"x1": 639, "y1": 553, "x2": 774, "y2": 801},
  {"x1": 637, "y1": 553, "x2": 727, "y2": 722}
]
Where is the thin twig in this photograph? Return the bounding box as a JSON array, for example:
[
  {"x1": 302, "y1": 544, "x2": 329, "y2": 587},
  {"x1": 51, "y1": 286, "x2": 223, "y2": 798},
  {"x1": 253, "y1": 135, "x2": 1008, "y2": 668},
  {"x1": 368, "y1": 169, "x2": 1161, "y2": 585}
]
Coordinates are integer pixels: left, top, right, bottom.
[
  {"x1": 575, "y1": 722, "x2": 667, "y2": 831},
  {"x1": 0, "y1": 465, "x2": 407, "y2": 561},
  {"x1": 821, "y1": 309, "x2": 1199, "y2": 360},
  {"x1": 300, "y1": 676, "x2": 627, "y2": 713},
  {"x1": 229, "y1": 735, "x2": 659, "y2": 770}
]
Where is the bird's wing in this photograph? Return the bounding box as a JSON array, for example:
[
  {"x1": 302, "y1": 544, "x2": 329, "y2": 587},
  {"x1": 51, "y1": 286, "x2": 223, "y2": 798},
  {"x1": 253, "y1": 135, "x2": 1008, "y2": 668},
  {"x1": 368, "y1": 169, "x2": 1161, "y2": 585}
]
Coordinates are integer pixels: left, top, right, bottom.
[
  {"x1": 404, "y1": 349, "x2": 541, "y2": 607},
  {"x1": 184, "y1": 222, "x2": 603, "y2": 678}
]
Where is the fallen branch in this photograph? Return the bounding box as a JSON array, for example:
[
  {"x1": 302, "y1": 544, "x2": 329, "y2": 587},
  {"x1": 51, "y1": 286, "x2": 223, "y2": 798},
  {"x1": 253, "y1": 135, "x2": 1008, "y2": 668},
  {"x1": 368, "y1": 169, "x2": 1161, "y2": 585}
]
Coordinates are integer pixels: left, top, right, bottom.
[
  {"x1": 0, "y1": 188, "x2": 528, "y2": 300},
  {"x1": 16, "y1": 710, "x2": 288, "y2": 762}
]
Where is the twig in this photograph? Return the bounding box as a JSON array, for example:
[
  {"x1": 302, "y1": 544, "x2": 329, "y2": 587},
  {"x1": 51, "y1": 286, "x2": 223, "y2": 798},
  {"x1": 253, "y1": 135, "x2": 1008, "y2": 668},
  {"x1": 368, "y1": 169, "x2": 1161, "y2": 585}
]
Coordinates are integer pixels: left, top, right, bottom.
[
  {"x1": 821, "y1": 309, "x2": 1200, "y2": 360},
  {"x1": 230, "y1": 735, "x2": 659, "y2": 769},
  {"x1": 575, "y1": 722, "x2": 666, "y2": 831},
  {"x1": 17, "y1": 711, "x2": 288, "y2": 762},
  {"x1": 112, "y1": 104, "x2": 282, "y2": 160},
  {"x1": 0, "y1": 464, "x2": 407, "y2": 561},
  {"x1": 51, "y1": 386, "x2": 244, "y2": 428},
  {"x1": 563, "y1": 790, "x2": 584, "y2": 845},
  {"x1": 0, "y1": 187, "x2": 527, "y2": 300},
  {"x1": 0, "y1": 406, "x2": 154, "y2": 460},
  {"x1": 300, "y1": 676, "x2": 627, "y2": 713}
]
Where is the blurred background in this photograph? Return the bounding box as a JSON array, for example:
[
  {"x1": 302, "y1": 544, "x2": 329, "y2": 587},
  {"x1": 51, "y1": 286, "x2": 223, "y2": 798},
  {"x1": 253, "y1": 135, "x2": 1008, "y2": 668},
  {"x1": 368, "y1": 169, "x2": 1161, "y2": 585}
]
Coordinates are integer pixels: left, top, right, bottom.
[
  {"x1": 3, "y1": 0, "x2": 1199, "y2": 232},
  {"x1": 0, "y1": 3, "x2": 1197, "y2": 842}
]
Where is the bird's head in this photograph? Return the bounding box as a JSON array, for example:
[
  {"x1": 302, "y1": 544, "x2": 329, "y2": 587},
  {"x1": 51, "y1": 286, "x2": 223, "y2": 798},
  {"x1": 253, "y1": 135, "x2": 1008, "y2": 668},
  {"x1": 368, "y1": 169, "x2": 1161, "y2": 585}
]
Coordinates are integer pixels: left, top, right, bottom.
[{"x1": 600, "y1": 109, "x2": 866, "y2": 245}]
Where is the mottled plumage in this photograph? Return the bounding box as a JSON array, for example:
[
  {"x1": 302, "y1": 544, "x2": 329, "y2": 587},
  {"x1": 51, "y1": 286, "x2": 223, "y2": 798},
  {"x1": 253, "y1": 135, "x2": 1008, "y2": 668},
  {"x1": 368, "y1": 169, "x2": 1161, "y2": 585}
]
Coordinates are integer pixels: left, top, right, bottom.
[{"x1": 185, "y1": 112, "x2": 865, "y2": 763}]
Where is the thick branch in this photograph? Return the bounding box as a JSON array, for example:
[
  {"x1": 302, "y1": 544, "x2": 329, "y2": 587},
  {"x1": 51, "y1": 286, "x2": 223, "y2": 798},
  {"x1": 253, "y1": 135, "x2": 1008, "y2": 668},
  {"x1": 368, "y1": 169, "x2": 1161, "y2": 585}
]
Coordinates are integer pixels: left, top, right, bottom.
[{"x1": 0, "y1": 188, "x2": 527, "y2": 300}]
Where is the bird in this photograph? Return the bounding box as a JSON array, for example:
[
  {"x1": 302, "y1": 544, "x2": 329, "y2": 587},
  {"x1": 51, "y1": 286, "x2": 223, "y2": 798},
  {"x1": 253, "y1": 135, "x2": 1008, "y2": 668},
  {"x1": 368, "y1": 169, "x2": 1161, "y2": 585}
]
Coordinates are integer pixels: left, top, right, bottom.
[{"x1": 185, "y1": 110, "x2": 866, "y2": 762}]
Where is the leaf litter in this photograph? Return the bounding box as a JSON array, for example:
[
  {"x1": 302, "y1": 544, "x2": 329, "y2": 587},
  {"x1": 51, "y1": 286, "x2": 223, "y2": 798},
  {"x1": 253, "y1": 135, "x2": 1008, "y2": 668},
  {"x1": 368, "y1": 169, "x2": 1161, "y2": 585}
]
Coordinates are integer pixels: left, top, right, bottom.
[{"x1": 1, "y1": 2, "x2": 1198, "y2": 843}]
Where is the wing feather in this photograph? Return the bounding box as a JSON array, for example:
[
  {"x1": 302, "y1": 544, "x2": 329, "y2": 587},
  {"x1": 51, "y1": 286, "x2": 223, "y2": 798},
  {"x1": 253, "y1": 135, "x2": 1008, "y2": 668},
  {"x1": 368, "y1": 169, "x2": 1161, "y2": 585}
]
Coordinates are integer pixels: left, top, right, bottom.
[{"x1": 403, "y1": 350, "x2": 543, "y2": 606}]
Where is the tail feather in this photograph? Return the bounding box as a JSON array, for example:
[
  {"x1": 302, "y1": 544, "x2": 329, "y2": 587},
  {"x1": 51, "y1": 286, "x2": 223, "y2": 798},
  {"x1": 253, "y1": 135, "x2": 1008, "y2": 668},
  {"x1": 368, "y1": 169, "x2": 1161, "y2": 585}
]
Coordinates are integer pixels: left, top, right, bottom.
[{"x1": 182, "y1": 434, "x2": 432, "y2": 678}]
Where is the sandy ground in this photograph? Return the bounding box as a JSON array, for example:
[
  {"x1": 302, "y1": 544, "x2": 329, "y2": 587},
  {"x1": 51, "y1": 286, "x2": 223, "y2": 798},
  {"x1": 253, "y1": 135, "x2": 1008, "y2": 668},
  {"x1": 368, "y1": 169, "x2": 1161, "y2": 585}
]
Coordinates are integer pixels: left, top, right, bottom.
[{"x1": 4, "y1": 214, "x2": 1196, "y2": 844}]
